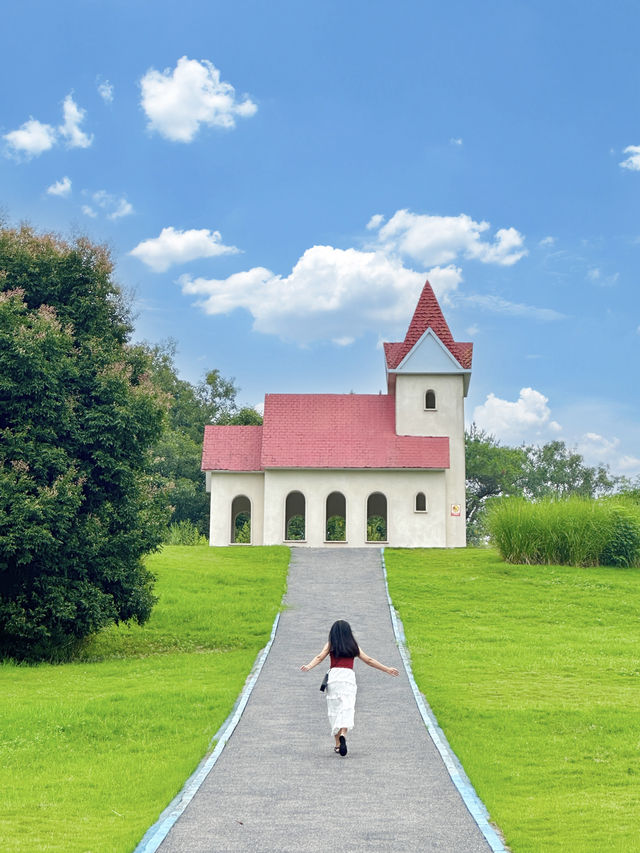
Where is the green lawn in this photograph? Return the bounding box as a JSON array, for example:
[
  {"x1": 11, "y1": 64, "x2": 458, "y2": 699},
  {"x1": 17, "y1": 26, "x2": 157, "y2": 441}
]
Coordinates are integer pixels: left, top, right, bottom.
[
  {"x1": 385, "y1": 548, "x2": 640, "y2": 853},
  {"x1": 0, "y1": 545, "x2": 289, "y2": 853}
]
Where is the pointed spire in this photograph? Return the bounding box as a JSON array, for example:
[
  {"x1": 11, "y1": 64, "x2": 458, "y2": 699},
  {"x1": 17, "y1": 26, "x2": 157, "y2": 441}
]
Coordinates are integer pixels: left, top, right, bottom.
[
  {"x1": 403, "y1": 280, "x2": 455, "y2": 352},
  {"x1": 384, "y1": 279, "x2": 473, "y2": 370}
]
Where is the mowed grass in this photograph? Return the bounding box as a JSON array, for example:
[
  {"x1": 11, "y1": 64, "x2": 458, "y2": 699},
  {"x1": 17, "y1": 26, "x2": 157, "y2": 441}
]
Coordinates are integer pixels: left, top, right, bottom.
[
  {"x1": 385, "y1": 548, "x2": 640, "y2": 853},
  {"x1": 0, "y1": 545, "x2": 289, "y2": 853}
]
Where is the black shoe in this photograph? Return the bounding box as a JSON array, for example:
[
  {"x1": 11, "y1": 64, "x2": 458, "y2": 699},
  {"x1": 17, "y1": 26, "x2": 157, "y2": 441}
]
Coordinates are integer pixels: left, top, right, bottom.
[{"x1": 339, "y1": 735, "x2": 347, "y2": 756}]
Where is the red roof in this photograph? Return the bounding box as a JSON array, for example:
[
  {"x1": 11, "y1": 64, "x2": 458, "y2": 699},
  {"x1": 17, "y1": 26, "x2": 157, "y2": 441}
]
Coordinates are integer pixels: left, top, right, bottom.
[
  {"x1": 201, "y1": 395, "x2": 449, "y2": 472},
  {"x1": 385, "y1": 280, "x2": 473, "y2": 370},
  {"x1": 201, "y1": 425, "x2": 263, "y2": 471}
]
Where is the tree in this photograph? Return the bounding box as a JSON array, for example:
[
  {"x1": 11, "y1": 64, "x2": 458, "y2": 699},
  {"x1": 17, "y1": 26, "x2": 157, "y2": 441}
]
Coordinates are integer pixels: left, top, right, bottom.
[
  {"x1": 465, "y1": 424, "x2": 528, "y2": 539},
  {"x1": 142, "y1": 341, "x2": 262, "y2": 535},
  {"x1": 0, "y1": 226, "x2": 168, "y2": 660},
  {"x1": 522, "y1": 440, "x2": 617, "y2": 499}
]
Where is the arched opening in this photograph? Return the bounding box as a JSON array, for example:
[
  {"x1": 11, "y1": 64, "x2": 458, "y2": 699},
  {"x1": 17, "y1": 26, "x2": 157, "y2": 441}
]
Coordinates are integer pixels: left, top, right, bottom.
[
  {"x1": 231, "y1": 495, "x2": 251, "y2": 543},
  {"x1": 425, "y1": 389, "x2": 436, "y2": 410},
  {"x1": 366, "y1": 492, "x2": 387, "y2": 542},
  {"x1": 325, "y1": 491, "x2": 346, "y2": 541},
  {"x1": 285, "y1": 491, "x2": 306, "y2": 541},
  {"x1": 415, "y1": 492, "x2": 427, "y2": 512}
]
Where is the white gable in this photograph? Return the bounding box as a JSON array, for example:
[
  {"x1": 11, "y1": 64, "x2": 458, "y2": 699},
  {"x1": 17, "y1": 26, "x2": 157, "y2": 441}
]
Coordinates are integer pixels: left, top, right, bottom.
[{"x1": 395, "y1": 328, "x2": 466, "y2": 374}]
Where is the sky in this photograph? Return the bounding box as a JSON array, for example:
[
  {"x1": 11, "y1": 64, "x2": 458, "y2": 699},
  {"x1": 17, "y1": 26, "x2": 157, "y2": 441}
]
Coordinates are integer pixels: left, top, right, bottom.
[{"x1": 2, "y1": 0, "x2": 639, "y2": 478}]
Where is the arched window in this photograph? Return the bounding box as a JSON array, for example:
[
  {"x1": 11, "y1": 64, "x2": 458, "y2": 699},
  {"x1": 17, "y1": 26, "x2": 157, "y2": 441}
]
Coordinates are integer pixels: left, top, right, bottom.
[
  {"x1": 415, "y1": 492, "x2": 427, "y2": 512},
  {"x1": 425, "y1": 389, "x2": 436, "y2": 410},
  {"x1": 366, "y1": 492, "x2": 387, "y2": 542},
  {"x1": 231, "y1": 495, "x2": 251, "y2": 543},
  {"x1": 326, "y1": 492, "x2": 346, "y2": 541},
  {"x1": 285, "y1": 491, "x2": 306, "y2": 541}
]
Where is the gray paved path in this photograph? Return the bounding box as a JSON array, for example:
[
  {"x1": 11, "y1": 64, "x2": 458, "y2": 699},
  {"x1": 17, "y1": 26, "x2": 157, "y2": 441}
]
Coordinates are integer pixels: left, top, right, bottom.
[{"x1": 158, "y1": 548, "x2": 493, "y2": 852}]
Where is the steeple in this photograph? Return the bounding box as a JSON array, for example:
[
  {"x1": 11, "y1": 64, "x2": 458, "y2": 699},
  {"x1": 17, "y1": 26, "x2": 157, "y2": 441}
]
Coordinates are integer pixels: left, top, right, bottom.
[{"x1": 384, "y1": 280, "x2": 473, "y2": 372}]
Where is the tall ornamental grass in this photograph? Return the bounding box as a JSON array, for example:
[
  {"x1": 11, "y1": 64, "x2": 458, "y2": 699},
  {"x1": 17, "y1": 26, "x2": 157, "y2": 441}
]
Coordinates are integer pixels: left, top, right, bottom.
[{"x1": 487, "y1": 496, "x2": 640, "y2": 566}]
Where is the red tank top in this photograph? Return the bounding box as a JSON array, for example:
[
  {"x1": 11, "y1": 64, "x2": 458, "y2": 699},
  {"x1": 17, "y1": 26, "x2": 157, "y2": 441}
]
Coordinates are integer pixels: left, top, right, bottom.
[{"x1": 330, "y1": 654, "x2": 355, "y2": 669}]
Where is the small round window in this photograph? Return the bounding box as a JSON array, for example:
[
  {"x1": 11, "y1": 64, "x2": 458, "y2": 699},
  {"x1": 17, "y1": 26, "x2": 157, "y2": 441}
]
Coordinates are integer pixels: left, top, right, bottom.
[{"x1": 415, "y1": 492, "x2": 427, "y2": 512}]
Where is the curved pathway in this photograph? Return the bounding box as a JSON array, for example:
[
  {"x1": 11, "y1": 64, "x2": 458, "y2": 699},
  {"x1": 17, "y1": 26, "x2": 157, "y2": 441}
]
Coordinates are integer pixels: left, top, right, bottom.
[{"x1": 155, "y1": 548, "x2": 498, "y2": 852}]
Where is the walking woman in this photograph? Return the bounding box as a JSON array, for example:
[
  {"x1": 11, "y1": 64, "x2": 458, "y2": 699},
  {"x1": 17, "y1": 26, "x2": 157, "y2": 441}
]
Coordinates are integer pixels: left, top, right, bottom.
[{"x1": 301, "y1": 620, "x2": 398, "y2": 756}]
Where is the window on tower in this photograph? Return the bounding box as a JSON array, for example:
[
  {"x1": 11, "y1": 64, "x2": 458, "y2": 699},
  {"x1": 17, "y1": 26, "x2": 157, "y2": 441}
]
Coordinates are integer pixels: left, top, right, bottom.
[{"x1": 425, "y1": 390, "x2": 436, "y2": 409}]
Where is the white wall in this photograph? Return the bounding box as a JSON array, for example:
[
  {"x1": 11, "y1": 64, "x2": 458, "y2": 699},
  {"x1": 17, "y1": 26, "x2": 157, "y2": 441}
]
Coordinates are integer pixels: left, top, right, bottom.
[
  {"x1": 394, "y1": 374, "x2": 467, "y2": 546},
  {"x1": 262, "y1": 468, "x2": 447, "y2": 548},
  {"x1": 208, "y1": 472, "x2": 265, "y2": 546}
]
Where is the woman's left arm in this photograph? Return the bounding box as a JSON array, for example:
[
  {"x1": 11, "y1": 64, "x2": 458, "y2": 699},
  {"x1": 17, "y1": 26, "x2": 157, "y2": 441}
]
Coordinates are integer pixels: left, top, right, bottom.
[
  {"x1": 358, "y1": 649, "x2": 399, "y2": 676},
  {"x1": 300, "y1": 642, "x2": 330, "y2": 671}
]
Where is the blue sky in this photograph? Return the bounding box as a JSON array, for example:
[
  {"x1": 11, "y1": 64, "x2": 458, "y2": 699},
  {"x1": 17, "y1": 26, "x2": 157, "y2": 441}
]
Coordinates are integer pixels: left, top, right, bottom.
[{"x1": 2, "y1": 0, "x2": 639, "y2": 477}]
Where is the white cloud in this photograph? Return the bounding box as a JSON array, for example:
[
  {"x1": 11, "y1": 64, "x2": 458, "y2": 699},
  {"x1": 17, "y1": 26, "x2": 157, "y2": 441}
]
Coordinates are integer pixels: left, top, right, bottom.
[
  {"x1": 539, "y1": 236, "x2": 556, "y2": 247},
  {"x1": 98, "y1": 80, "x2": 114, "y2": 103},
  {"x1": 3, "y1": 118, "x2": 57, "y2": 159},
  {"x1": 577, "y1": 432, "x2": 640, "y2": 476},
  {"x1": 92, "y1": 190, "x2": 133, "y2": 220},
  {"x1": 130, "y1": 226, "x2": 239, "y2": 272},
  {"x1": 449, "y1": 137, "x2": 463, "y2": 146},
  {"x1": 370, "y1": 209, "x2": 527, "y2": 267},
  {"x1": 178, "y1": 245, "x2": 441, "y2": 345},
  {"x1": 366, "y1": 214, "x2": 385, "y2": 231},
  {"x1": 587, "y1": 267, "x2": 619, "y2": 287},
  {"x1": 618, "y1": 455, "x2": 640, "y2": 473},
  {"x1": 140, "y1": 56, "x2": 257, "y2": 142},
  {"x1": 46, "y1": 176, "x2": 72, "y2": 197},
  {"x1": 462, "y1": 293, "x2": 565, "y2": 321},
  {"x1": 578, "y1": 432, "x2": 620, "y2": 458},
  {"x1": 82, "y1": 205, "x2": 97, "y2": 218},
  {"x1": 620, "y1": 145, "x2": 640, "y2": 171},
  {"x1": 473, "y1": 388, "x2": 562, "y2": 442},
  {"x1": 58, "y1": 94, "x2": 93, "y2": 148}
]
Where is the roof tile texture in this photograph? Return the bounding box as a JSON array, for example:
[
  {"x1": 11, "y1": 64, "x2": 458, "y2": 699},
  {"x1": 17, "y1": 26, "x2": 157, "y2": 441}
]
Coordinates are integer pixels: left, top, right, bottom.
[{"x1": 201, "y1": 396, "x2": 449, "y2": 471}]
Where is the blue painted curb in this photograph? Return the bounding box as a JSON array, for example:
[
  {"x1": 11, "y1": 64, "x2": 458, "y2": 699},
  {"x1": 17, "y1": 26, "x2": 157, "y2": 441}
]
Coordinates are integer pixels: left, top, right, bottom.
[
  {"x1": 380, "y1": 548, "x2": 508, "y2": 853},
  {"x1": 134, "y1": 611, "x2": 281, "y2": 853}
]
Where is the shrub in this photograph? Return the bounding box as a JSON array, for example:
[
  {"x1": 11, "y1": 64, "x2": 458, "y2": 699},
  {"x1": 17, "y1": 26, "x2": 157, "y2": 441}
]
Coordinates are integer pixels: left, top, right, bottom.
[
  {"x1": 326, "y1": 515, "x2": 345, "y2": 541},
  {"x1": 164, "y1": 520, "x2": 207, "y2": 546},
  {"x1": 367, "y1": 514, "x2": 387, "y2": 541},
  {"x1": 487, "y1": 495, "x2": 640, "y2": 567},
  {"x1": 234, "y1": 520, "x2": 251, "y2": 544},
  {"x1": 286, "y1": 514, "x2": 305, "y2": 540}
]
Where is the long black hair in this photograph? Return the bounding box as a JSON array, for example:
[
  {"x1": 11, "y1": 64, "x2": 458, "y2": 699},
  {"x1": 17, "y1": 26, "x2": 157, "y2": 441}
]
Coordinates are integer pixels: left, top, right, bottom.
[{"x1": 328, "y1": 620, "x2": 360, "y2": 659}]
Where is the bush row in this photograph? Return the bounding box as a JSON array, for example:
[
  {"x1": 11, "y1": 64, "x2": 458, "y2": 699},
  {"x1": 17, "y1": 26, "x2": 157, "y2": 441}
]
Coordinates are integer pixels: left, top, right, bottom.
[{"x1": 487, "y1": 496, "x2": 640, "y2": 567}]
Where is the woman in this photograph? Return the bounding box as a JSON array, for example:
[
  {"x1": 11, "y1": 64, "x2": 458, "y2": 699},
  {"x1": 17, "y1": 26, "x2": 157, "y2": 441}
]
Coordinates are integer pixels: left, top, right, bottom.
[{"x1": 301, "y1": 619, "x2": 399, "y2": 756}]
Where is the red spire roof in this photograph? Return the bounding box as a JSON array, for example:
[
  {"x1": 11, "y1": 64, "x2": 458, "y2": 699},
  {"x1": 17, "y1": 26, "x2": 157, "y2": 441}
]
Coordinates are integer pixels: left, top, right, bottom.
[{"x1": 384, "y1": 280, "x2": 473, "y2": 370}]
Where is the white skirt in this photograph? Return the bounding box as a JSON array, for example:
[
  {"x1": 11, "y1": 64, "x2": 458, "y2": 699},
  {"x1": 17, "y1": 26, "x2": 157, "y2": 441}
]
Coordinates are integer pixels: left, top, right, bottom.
[{"x1": 326, "y1": 668, "x2": 357, "y2": 735}]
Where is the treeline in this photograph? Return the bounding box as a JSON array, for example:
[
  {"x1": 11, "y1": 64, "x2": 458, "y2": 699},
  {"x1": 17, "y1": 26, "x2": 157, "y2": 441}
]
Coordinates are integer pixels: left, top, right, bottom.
[{"x1": 465, "y1": 424, "x2": 637, "y2": 543}]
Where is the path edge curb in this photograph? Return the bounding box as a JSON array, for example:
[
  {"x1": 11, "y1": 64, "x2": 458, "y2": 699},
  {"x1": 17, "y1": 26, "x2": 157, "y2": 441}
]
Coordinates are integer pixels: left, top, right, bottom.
[
  {"x1": 380, "y1": 548, "x2": 508, "y2": 853},
  {"x1": 134, "y1": 611, "x2": 281, "y2": 853}
]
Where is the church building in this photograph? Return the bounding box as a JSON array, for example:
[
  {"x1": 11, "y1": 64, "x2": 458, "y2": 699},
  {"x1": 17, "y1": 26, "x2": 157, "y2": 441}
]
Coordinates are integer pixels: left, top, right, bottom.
[{"x1": 201, "y1": 280, "x2": 473, "y2": 547}]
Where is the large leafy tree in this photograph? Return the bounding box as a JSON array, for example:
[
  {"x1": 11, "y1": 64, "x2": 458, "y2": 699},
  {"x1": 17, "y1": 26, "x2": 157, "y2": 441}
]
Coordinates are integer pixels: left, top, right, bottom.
[{"x1": 0, "y1": 226, "x2": 168, "y2": 660}]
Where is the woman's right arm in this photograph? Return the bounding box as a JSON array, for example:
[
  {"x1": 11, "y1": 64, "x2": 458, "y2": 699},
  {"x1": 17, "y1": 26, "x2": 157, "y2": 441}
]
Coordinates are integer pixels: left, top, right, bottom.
[{"x1": 300, "y1": 641, "x2": 330, "y2": 671}]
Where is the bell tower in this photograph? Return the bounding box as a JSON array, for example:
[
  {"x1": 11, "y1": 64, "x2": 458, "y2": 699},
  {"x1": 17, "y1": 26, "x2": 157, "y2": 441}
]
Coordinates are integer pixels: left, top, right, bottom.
[{"x1": 383, "y1": 281, "x2": 473, "y2": 546}]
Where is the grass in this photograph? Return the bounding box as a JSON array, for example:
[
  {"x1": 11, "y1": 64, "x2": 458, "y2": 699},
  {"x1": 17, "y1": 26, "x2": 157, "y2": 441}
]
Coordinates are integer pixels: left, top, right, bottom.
[
  {"x1": 385, "y1": 547, "x2": 640, "y2": 853},
  {"x1": 0, "y1": 545, "x2": 289, "y2": 853}
]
